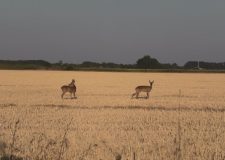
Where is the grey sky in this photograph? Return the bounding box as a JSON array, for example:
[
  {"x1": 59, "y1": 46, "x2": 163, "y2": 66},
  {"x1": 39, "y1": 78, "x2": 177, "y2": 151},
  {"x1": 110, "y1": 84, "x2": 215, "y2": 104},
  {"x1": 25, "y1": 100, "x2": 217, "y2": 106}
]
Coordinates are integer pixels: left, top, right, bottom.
[{"x1": 0, "y1": 0, "x2": 225, "y2": 65}]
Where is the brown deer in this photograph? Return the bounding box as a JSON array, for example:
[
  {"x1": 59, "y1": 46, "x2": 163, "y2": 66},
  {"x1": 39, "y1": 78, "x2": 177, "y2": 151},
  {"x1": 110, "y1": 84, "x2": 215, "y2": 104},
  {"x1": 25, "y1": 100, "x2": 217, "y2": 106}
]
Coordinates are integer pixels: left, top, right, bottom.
[
  {"x1": 131, "y1": 80, "x2": 154, "y2": 99},
  {"x1": 61, "y1": 79, "x2": 76, "y2": 99}
]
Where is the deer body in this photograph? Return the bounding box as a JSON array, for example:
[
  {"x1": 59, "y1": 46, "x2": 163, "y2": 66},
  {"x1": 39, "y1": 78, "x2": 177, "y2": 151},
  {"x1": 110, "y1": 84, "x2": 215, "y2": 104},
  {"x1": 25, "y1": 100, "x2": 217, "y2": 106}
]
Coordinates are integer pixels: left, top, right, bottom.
[
  {"x1": 132, "y1": 80, "x2": 154, "y2": 99},
  {"x1": 61, "y1": 79, "x2": 76, "y2": 99}
]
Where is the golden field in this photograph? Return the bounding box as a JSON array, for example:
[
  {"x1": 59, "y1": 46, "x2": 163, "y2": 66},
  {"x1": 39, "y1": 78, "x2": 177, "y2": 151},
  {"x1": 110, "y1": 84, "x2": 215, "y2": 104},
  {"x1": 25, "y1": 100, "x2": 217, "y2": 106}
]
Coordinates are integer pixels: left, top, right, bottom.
[{"x1": 0, "y1": 70, "x2": 225, "y2": 160}]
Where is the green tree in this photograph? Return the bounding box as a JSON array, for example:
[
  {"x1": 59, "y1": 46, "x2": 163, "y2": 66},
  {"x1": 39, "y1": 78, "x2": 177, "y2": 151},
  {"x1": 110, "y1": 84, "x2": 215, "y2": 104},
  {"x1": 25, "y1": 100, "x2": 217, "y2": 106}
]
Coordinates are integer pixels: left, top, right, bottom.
[{"x1": 136, "y1": 55, "x2": 161, "y2": 69}]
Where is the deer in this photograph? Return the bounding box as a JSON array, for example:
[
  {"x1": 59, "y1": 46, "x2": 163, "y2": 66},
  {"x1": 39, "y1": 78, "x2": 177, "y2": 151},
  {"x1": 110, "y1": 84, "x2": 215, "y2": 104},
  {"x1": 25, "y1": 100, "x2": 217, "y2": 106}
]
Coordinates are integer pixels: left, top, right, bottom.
[
  {"x1": 61, "y1": 79, "x2": 76, "y2": 99},
  {"x1": 131, "y1": 80, "x2": 154, "y2": 99}
]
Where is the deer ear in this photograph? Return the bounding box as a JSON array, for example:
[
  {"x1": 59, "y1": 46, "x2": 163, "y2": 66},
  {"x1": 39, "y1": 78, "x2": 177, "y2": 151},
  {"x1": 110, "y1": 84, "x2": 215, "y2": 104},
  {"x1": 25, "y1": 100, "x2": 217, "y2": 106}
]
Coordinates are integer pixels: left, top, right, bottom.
[{"x1": 152, "y1": 80, "x2": 154, "y2": 83}]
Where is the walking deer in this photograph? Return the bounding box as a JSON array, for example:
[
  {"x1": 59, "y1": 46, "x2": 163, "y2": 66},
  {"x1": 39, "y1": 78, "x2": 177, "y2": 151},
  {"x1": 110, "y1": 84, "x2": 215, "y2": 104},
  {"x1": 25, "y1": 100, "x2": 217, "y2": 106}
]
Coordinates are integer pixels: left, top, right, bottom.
[
  {"x1": 61, "y1": 79, "x2": 76, "y2": 99},
  {"x1": 131, "y1": 80, "x2": 154, "y2": 99}
]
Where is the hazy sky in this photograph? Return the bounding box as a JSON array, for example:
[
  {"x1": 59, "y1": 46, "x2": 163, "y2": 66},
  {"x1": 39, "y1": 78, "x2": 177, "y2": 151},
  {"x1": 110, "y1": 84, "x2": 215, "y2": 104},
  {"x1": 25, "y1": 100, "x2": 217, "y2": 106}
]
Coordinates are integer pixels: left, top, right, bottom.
[{"x1": 0, "y1": 0, "x2": 225, "y2": 65}]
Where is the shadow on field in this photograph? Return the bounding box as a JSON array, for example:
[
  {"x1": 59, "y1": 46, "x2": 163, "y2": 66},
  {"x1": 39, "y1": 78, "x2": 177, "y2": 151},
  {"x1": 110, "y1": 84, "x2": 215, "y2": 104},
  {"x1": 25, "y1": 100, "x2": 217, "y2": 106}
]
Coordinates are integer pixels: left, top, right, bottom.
[
  {"x1": 1, "y1": 103, "x2": 224, "y2": 113},
  {"x1": 30, "y1": 104, "x2": 225, "y2": 113},
  {"x1": 62, "y1": 97, "x2": 78, "y2": 100},
  {"x1": 131, "y1": 96, "x2": 149, "y2": 99},
  {"x1": 0, "y1": 104, "x2": 17, "y2": 108}
]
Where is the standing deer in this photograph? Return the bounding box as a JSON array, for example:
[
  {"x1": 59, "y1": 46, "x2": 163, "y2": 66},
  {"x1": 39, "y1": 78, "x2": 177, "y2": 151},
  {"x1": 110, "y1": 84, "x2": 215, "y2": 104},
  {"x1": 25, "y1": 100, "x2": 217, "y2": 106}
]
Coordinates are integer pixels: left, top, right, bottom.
[
  {"x1": 61, "y1": 79, "x2": 76, "y2": 99},
  {"x1": 131, "y1": 80, "x2": 154, "y2": 99}
]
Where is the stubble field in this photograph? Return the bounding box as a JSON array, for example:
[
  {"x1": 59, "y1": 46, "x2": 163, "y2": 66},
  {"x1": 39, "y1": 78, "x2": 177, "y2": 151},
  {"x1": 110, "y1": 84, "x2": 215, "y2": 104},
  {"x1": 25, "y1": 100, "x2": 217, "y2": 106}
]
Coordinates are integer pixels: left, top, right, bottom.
[{"x1": 0, "y1": 70, "x2": 225, "y2": 160}]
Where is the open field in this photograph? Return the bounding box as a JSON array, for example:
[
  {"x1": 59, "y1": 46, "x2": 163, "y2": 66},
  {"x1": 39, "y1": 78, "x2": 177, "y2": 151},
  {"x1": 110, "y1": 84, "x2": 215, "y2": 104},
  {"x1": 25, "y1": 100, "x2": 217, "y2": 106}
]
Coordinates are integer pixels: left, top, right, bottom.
[{"x1": 0, "y1": 70, "x2": 225, "y2": 159}]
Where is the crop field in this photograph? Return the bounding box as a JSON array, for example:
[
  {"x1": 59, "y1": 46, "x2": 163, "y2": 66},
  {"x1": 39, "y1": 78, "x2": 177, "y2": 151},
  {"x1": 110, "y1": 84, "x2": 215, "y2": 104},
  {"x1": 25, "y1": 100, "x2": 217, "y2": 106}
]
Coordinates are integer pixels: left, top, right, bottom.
[{"x1": 0, "y1": 70, "x2": 225, "y2": 160}]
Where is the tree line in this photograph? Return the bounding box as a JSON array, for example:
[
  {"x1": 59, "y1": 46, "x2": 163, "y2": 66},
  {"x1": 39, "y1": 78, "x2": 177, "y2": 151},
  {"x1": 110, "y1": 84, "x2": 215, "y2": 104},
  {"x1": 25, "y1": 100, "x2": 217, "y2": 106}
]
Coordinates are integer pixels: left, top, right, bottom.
[{"x1": 0, "y1": 55, "x2": 225, "y2": 70}]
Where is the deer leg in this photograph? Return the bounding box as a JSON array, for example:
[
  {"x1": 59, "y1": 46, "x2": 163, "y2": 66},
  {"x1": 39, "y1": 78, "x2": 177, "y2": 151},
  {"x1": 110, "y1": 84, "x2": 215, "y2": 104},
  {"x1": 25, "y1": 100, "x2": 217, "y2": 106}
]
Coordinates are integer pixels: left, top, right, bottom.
[
  {"x1": 136, "y1": 92, "x2": 139, "y2": 99},
  {"x1": 131, "y1": 93, "x2": 136, "y2": 98},
  {"x1": 61, "y1": 92, "x2": 65, "y2": 99},
  {"x1": 147, "y1": 92, "x2": 149, "y2": 99}
]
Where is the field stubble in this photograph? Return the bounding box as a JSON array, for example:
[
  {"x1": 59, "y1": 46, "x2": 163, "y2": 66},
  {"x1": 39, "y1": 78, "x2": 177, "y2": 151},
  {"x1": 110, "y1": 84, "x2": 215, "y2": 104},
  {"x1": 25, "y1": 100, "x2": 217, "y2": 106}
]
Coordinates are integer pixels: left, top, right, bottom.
[{"x1": 0, "y1": 70, "x2": 225, "y2": 159}]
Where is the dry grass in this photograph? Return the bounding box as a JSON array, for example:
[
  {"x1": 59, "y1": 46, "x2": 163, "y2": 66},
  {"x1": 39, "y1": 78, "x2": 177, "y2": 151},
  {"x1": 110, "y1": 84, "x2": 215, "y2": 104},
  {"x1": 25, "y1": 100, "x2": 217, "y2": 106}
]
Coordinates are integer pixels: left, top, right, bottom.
[{"x1": 0, "y1": 70, "x2": 225, "y2": 159}]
